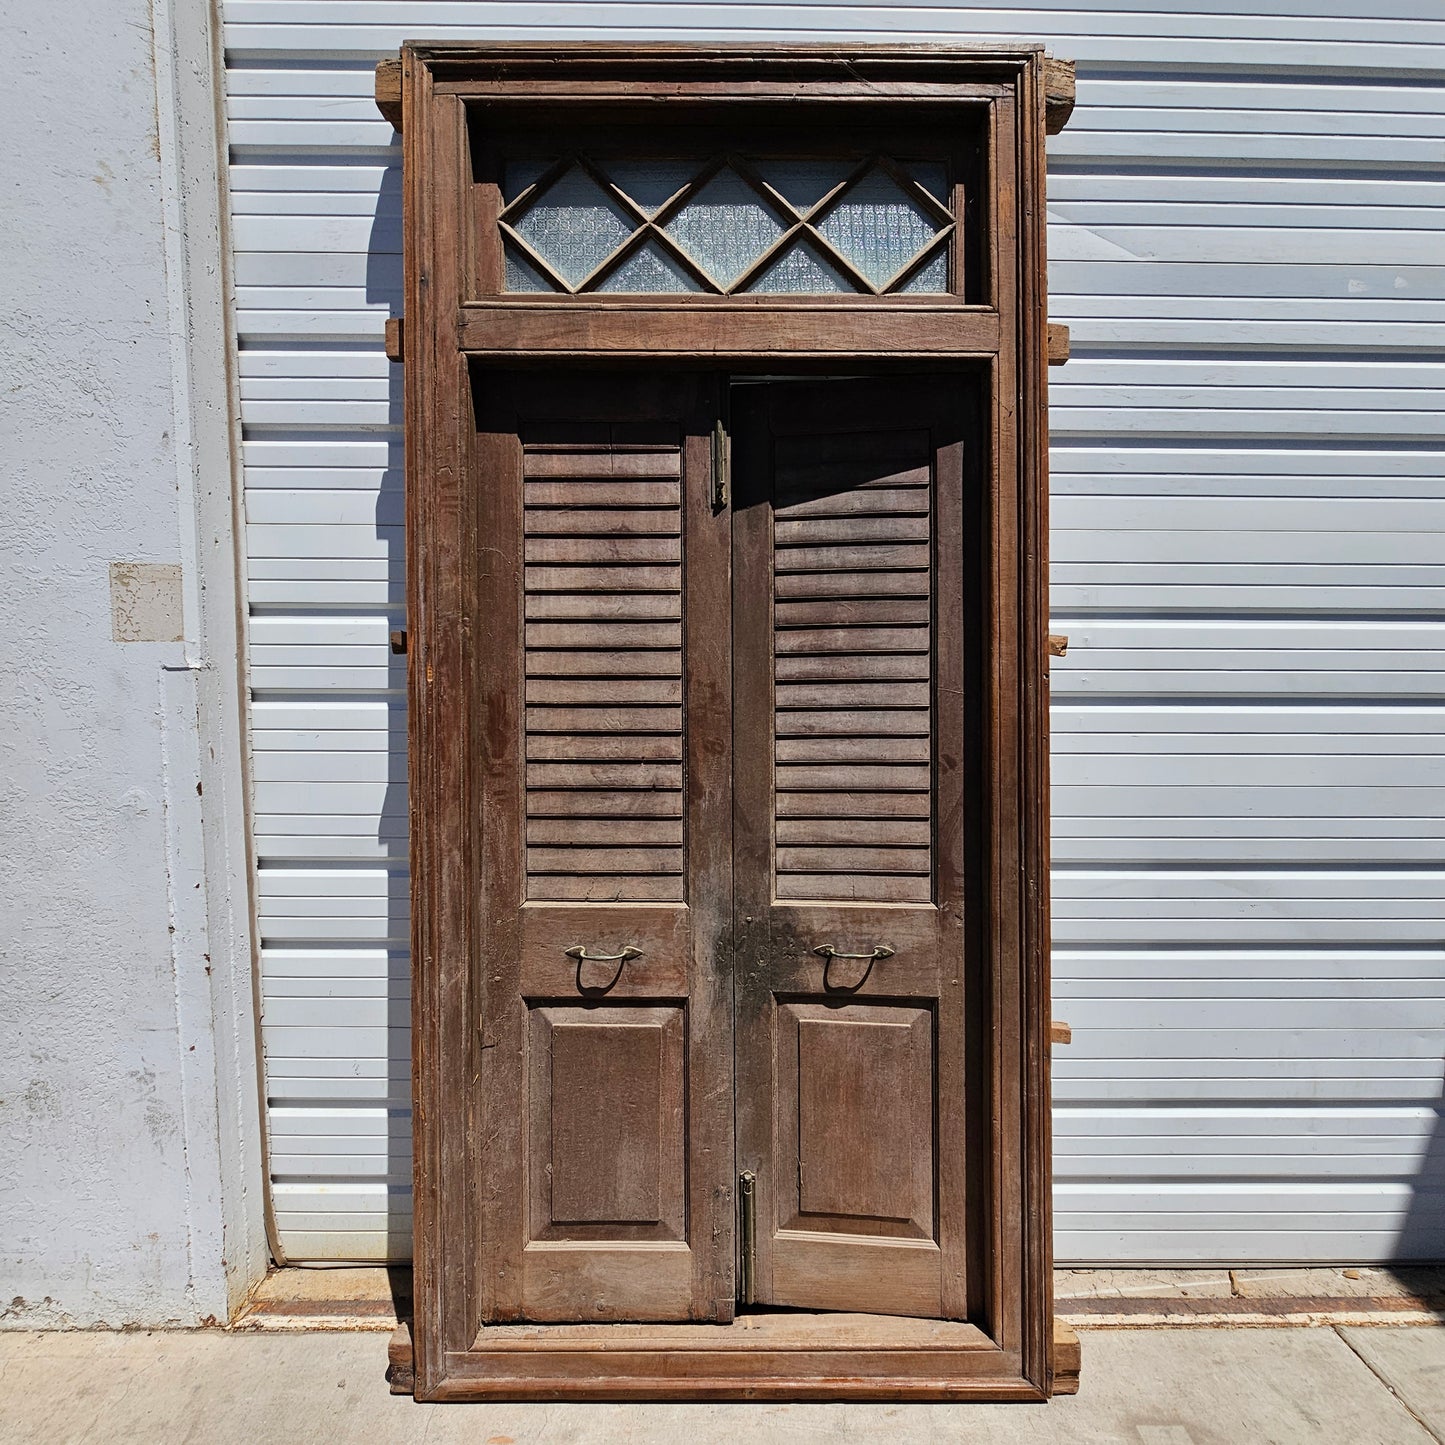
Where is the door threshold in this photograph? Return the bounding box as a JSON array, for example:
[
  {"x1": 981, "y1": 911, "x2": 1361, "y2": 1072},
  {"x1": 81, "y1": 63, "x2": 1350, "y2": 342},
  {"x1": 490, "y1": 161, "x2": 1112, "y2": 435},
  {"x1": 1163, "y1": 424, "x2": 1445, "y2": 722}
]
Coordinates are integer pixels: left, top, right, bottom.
[{"x1": 390, "y1": 1314, "x2": 1079, "y2": 1401}]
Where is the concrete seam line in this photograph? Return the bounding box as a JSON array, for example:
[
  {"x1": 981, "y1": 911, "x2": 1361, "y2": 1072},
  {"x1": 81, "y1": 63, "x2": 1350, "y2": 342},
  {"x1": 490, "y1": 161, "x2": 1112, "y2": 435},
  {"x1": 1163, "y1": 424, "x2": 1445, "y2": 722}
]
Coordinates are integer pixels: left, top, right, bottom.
[{"x1": 1332, "y1": 1324, "x2": 1445, "y2": 1445}]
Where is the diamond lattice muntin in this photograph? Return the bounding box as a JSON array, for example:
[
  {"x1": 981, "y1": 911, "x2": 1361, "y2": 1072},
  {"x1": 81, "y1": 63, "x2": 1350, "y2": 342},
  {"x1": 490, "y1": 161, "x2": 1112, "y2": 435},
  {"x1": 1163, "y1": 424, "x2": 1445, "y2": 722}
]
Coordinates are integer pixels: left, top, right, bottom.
[{"x1": 501, "y1": 156, "x2": 951, "y2": 295}]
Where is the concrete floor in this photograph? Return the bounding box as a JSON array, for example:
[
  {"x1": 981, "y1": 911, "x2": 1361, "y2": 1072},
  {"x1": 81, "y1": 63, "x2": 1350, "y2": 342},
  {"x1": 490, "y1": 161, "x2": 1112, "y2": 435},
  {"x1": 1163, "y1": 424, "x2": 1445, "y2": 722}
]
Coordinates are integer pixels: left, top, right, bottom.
[{"x1": 0, "y1": 1325, "x2": 1442, "y2": 1444}]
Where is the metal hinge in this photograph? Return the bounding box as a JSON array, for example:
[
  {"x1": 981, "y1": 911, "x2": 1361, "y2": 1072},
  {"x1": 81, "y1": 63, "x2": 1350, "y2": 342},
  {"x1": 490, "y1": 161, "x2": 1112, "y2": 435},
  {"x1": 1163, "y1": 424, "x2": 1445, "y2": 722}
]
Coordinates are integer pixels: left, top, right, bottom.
[
  {"x1": 738, "y1": 1170, "x2": 757, "y2": 1305},
  {"x1": 711, "y1": 417, "x2": 729, "y2": 511}
]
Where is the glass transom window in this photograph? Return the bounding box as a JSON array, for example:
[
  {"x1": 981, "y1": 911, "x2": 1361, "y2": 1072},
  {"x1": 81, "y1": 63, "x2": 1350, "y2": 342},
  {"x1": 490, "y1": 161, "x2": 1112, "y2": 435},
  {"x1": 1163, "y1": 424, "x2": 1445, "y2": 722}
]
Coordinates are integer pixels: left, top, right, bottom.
[{"x1": 501, "y1": 155, "x2": 953, "y2": 296}]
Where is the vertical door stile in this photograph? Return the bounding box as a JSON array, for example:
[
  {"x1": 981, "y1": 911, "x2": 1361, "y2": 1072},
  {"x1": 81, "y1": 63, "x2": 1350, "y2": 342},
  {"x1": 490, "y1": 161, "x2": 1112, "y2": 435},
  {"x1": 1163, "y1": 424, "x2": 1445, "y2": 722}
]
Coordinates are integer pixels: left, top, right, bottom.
[
  {"x1": 729, "y1": 383, "x2": 777, "y2": 1305},
  {"x1": 683, "y1": 375, "x2": 737, "y2": 1322}
]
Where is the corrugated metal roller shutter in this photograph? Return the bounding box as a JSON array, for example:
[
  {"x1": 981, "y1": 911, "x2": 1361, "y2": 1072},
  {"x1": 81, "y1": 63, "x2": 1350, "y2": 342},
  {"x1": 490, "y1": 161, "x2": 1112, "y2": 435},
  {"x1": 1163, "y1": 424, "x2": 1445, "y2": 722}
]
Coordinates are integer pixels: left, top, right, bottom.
[{"x1": 225, "y1": 1, "x2": 1445, "y2": 1263}]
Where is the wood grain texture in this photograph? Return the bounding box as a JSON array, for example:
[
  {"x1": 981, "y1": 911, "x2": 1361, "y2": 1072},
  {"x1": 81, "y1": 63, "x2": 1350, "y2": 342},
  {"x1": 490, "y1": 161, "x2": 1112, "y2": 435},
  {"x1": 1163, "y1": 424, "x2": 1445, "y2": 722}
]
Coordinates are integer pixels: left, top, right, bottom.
[
  {"x1": 403, "y1": 42, "x2": 1058, "y2": 1402},
  {"x1": 473, "y1": 370, "x2": 733, "y2": 1332},
  {"x1": 771, "y1": 423, "x2": 936, "y2": 903},
  {"x1": 732, "y1": 373, "x2": 972, "y2": 1326},
  {"x1": 403, "y1": 59, "x2": 475, "y2": 1398},
  {"x1": 522, "y1": 423, "x2": 686, "y2": 903}
]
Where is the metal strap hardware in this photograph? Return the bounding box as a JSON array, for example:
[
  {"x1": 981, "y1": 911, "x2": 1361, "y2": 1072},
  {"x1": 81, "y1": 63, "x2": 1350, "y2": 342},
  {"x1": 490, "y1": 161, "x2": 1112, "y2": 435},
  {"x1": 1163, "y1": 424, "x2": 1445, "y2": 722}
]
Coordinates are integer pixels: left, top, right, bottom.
[
  {"x1": 563, "y1": 946, "x2": 643, "y2": 964},
  {"x1": 813, "y1": 945, "x2": 895, "y2": 962},
  {"x1": 813, "y1": 943, "x2": 894, "y2": 995},
  {"x1": 565, "y1": 944, "x2": 642, "y2": 997},
  {"x1": 738, "y1": 1170, "x2": 757, "y2": 1306},
  {"x1": 711, "y1": 416, "x2": 729, "y2": 510}
]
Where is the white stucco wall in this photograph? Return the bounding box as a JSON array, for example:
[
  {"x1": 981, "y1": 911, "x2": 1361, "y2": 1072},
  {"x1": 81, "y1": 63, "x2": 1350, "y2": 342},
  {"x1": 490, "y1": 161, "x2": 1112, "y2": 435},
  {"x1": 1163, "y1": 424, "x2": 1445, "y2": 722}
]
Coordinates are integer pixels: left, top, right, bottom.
[{"x1": 0, "y1": 0, "x2": 266, "y2": 1325}]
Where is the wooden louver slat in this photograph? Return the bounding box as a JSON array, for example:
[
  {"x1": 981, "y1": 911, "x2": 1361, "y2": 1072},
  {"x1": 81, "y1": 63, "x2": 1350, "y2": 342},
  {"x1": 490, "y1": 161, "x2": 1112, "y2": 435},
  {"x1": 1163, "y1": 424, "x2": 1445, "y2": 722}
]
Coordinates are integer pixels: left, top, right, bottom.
[
  {"x1": 772, "y1": 430, "x2": 934, "y2": 903},
  {"x1": 523, "y1": 429, "x2": 686, "y2": 902}
]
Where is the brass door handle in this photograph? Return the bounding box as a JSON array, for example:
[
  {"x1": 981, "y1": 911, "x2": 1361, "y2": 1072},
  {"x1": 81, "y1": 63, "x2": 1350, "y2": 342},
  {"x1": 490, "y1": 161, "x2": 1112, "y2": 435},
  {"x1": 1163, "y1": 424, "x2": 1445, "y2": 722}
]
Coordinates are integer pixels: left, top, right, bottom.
[
  {"x1": 564, "y1": 946, "x2": 643, "y2": 964},
  {"x1": 566, "y1": 945, "x2": 642, "y2": 998},
  {"x1": 813, "y1": 945, "x2": 895, "y2": 962}
]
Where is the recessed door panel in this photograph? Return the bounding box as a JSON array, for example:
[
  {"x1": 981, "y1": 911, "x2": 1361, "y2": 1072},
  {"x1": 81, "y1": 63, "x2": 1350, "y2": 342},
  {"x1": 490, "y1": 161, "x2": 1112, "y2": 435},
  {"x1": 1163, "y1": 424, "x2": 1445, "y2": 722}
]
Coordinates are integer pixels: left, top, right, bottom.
[{"x1": 473, "y1": 369, "x2": 977, "y2": 1327}]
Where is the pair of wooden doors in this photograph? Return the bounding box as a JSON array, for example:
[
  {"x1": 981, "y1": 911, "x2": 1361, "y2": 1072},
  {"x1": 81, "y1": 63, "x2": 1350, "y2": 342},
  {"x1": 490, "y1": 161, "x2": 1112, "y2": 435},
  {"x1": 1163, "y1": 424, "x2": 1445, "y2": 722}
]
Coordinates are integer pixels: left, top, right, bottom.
[
  {"x1": 472, "y1": 368, "x2": 978, "y2": 1325},
  {"x1": 392, "y1": 40, "x2": 1067, "y2": 1399}
]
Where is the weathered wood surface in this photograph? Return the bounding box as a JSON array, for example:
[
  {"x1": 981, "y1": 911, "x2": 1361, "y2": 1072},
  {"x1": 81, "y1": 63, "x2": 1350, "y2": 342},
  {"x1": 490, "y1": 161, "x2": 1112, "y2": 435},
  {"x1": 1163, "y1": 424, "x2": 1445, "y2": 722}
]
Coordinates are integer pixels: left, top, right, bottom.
[
  {"x1": 472, "y1": 371, "x2": 733, "y2": 1329},
  {"x1": 375, "y1": 58, "x2": 403, "y2": 131},
  {"x1": 1044, "y1": 58, "x2": 1077, "y2": 134},
  {"x1": 402, "y1": 43, "x2": 1060, "y2": 1402},
  {"x1": 732, "y1": 374, "x2": 971, "y2": 1319}
]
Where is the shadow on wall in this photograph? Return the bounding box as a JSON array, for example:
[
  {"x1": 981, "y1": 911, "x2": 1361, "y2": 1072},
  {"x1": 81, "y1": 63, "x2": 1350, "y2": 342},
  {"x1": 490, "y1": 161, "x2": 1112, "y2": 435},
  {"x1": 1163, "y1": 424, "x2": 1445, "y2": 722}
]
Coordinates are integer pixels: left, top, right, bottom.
[
  {"x1": 367, "y1": 150, "x2": 413, "y2": 1284},
  {"x1": 1393, "y1": 1079, "x2": 1445, "y2": 1273}
]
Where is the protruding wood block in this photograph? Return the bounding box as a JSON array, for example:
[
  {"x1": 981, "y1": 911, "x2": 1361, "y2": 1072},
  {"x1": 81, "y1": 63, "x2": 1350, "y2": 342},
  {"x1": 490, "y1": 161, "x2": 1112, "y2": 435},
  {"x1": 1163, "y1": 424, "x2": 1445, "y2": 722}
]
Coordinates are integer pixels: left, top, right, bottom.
[
  {"x1": 375, "y1": 57, "x2": 403, "y2": 130},
  {"x1": 1050, "y1": 1021, "x2": 1072, "y2": 1045},
  {"x1": 1047, "y1": 323, "x2": 1070, "y2": 365},
  {"x1": 1052, "y1": 1317, "x2": 1082, "y2": 1395},
  {"x1": 1044, "y1": 58, "x2": 1076, "y2": 134},
  {"x1": 385, "y1": 315, "x2": 405, "y2": 362},
  {"x1": 387, "y1": 1321, "x2": 415, "y2": 1395},
  {"x1": 1048, "y1": 634, "x2": 1069, "y2": 657}
]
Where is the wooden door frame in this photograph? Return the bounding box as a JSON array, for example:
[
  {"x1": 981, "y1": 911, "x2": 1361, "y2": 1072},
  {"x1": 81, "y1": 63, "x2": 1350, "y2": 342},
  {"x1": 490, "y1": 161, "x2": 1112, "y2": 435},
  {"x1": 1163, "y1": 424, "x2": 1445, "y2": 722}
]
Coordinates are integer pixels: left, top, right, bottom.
[{"x1": 387, "y1": 42, "x2": 1075, "y2": 1401}]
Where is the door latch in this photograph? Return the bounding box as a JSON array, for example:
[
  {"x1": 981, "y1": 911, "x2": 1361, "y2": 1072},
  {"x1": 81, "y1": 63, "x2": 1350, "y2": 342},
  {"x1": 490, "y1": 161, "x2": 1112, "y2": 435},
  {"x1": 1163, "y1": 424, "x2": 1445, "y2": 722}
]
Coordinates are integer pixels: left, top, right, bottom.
[
  {"x1": 711, "y1": 417, "x2": 729, "y2": 511},
  {"x1": 738, "y1": 1170, "x2": 757, "y2": 1305}
]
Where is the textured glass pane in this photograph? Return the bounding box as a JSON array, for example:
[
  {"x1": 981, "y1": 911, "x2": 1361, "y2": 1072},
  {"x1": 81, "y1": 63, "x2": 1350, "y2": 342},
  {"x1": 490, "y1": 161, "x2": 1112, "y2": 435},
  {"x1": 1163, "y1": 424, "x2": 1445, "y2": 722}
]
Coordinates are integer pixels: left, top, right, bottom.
[
  {"x1": 896, "y1": 247, "x2": 949, "y2": 294},
  {"x1": 510, "y1": 165, "x2": 635, "y2": 288},
  {"x1": 663, "y1": 167, "x2": 785, "y2": 290},
  {"x1": 604, "y1": 160, "x2": 698, "y2": 216},
  {"x1": 816, "y1": 166, "x2": 943, "y2": 289},
  {"x1": 504, "y1": 242, "x2": 559, "y2": 292},
  {"x1": 596, "y1": 239, "x2": 704, "y2": 293},
  {"x1": 744, "y1": 238, "x2": 858, "y2": 294},
  {"x1": 905, "y1": 161, "x2": 949, "y2": 204},
  {"x1": 503, "y1": 159, "x2": 555, "y2": 204},
  {"x1": 752, "y1": 159, "x2": 854, "y2": 216}
]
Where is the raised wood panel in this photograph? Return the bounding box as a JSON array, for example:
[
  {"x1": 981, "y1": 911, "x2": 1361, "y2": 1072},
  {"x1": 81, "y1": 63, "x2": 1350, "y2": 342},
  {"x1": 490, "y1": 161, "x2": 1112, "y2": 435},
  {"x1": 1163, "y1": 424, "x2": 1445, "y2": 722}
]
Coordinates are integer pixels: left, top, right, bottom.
[
  {"x1": 789, "y1": 1005, "x2": 934, "y2": 1236},
  {"x1": 528, "y1": 1007, "x2": 685, "y2": 1242},
  {"x1": 522, "y1": 425, "x2": 686, "y2": 903}
]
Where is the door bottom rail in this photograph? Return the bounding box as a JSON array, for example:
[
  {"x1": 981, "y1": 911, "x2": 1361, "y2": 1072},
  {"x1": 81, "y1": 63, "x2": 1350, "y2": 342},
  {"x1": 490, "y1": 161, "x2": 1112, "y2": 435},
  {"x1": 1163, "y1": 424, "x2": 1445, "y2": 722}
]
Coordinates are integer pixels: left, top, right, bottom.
[{"x1": 387, "y1": 1314, "x2": 1079, "y2": 1401}]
